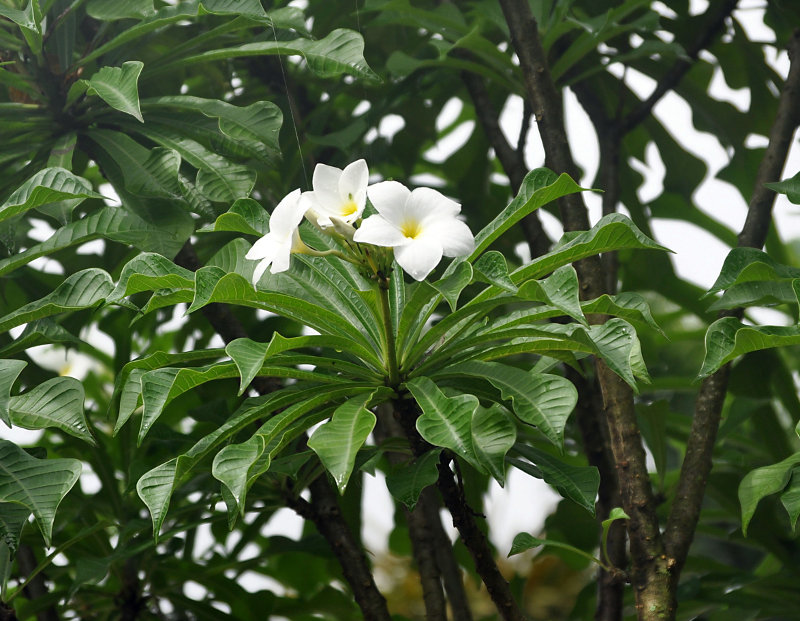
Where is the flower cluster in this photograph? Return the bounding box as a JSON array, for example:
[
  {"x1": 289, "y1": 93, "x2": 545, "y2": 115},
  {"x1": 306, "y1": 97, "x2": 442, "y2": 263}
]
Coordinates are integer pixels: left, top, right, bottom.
[{"x1": 246, "y1": 160, "x2": 475, "y2": 282}]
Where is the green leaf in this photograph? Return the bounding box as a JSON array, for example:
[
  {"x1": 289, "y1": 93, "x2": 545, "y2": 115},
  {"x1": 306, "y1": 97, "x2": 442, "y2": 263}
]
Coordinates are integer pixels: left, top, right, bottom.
[
  {"x1": 9, "y1": 377, "x2": 94, "y2": 445},
  {"x1": 142, "y1": 96, "x2": 282, "y2": 152},
  {"x1": 84, "y1": 61, "x2": 144, "y2": 122},
  {"x1": 471, "y1": 405, "x2": 516, "y2": 486},
  {"x1": 510, "y1": 444, "x2": 599, "y2": 515},
  {"x1": 0, "y1": 2, "x2": 41, "y2": 54},
  {"x1": 308, "y1": 393, "x2": 377, "y2": 494},
  {"x1": 470, "y1": 169, "x2": 586, "y2": 260},
  {"x1": 189, "y1": 268, "x2": 376, "y2": 351},
  {"x1": 385, "y1": 449, "x2": 442, "y2": 511},
  {"x1": 0, "y1": 320, "x2": 81, "y2": 358},
  {"x1": 0, "y1": 501, "x2": 30, "y2": 556},
  {"x1": 739, "y1": 452, "x2": 800, "y2": 535},
  {"x1": 601, "y1": 507, "x2": 629, "y2": 565},
  {"x1": 514, "y1": 213, "x2": 669, "y2": 284},
  {"x1": 127, "y1": 122, "x2": 256, "y2": 202},
  {"x1": 445, "y1": 361, "x2": 577, "y2": 447},
  {"x1": 199, "y1": 0, "x2": 267, "y2": 18},
  {"x1": 765, "y1": 170, "x2": 800, "y2": 204},
  {"x1": 706, "y1": 247, "x2": 800, "y2": 295},
  {"x1": 589, "y1": 318, "x2": 649, "y2": 389},
  {"x1": 406, "y1": 377, "x2": 482, "y2": 471},
  {"x1": 137, "y1": 385, "x2": 329, "y2": 537},
  {"x1": 0, "y1": 168, "x2": 102, "y2": 224},
  {"x1": 212, "y1": 385, "x2": 387, "y2": 516},
  {"x1": 520, "y1": 265, "x2": 586, "y2": 325},
  {"x1": 780, "y1": 470, "x2": 800, "y2": 529},
  {"x1": 86, "y1": 0, "x2": 155, "y2": 20},
  {"x1": 88, "y1": 130, "x2": 181, "y2": 198},
  {"x1": 107, "y1": 253, "x2": 194, "y2": 304},
  {"x1": 0, "y1": 360, "x2": 26, "y2": 427},
  {"x1": 110, "y1": 349, "x2": 225, "y2": 430},
  {"x1": 0, "y1": 269, "x2": 113, "y2": 333},
  {"x1": 0, "y1": 208, "x2": 189, "y2": 277},
  {"x1": 699, "y1": 318, "x2": 800, "y2": 378},
  {"x1": 581, "y1": 292, "x2": 664, "y2": 336},
  {"x1": 472, "y1": 251, "x2": 517, "y2": 293},
  {"x1": 0, "y1": 440, "x2": 81, "y2": 546},
  {"x1": 198, "y1": 198, "x2": 268, "y2": 236},
  {"x1": 430, "y1": 260, "x2": 472, "y2": 311},
  {"x1": 170, "y1": 29, "x2": 380, "y2": 82},
  {"x1": 508, "y1": 532, "x2": 602, "y2": 566},
  {"x1": 136, "y1": 458, "x2": 178, "y2": 542}
]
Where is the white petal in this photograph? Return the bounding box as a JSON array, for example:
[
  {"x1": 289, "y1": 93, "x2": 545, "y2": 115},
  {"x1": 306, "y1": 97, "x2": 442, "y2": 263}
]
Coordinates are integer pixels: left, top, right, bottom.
[
  {"x1": 269, "y1": 189, "x2": 308, "y2": 234},
  {"x1": 269, "y1": 240, "x2": 293, "y2": 273},
  {"x1": 252, "y1": 258, "x2": 271, "y2": 284},
  {"x1": 367, "y1": 181, "x2": 411, "y2": 225},
  {"x1": 246, "y1": 233, "x2": 278, "y2": 260},
  {"x1": 312, "y1": 163, "x2": 343, "y2": 196},
  {"x1": 353, "y1": 214, "x2": 409, "y2": 247},
  {"x1": 407, "y1": 187, "x2": 461, "y2": 225},
  {"x1": 422, "y1": 218, "x2": 475, "y2": 257},
  {"x1": 339, "y1": 159, "x2": 369, "y2": 209},
  {"x1": 395, "y1": 239, "x2": 443, "y2": 281}
]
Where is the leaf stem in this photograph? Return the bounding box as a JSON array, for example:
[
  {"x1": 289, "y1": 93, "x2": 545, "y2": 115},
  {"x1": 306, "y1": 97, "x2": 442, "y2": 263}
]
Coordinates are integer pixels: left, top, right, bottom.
[{"x1": 376, "y1": 280, "x2": 400, "y2": 387}]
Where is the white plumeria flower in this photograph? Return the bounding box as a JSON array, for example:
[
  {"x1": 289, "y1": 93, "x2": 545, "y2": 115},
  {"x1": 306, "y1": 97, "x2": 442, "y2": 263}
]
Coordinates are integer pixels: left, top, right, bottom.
[
  {"x1": 246, "y1": 189, "x2": 310, "y2": 283},
  {"x1": 353, "y1": 181, "x2": 475, "y2": 281},
  {"x1": 304, "y1": 159, "x2": 369, "y2": 228}
]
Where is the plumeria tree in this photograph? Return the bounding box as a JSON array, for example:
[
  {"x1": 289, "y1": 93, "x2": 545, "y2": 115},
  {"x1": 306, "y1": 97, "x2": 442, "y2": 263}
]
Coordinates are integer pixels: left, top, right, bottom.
[{"x1": 3, "y1": 1, "x2": 800, "y2": 621}]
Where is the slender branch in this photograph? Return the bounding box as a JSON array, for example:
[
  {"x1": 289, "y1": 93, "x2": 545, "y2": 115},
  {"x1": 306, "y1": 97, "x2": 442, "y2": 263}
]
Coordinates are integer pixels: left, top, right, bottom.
[
  {"x1": 374, "y1": 407, "x2": 448, "y2": 621},
  {"x1": 419, "y1": 486, "x2": 474, "y2": 621},
  {"x1": 390, "y1": 398, "x2": 527, "y2": 620},
  {"x1": 436, "y1": 454, "x2": 529, "y2": 621},
  {"x1": 287, "y1": 478, "x2": 392, "y2": 621},
  {"x1": 619, "y1": 0, "x2": 738, "y2": 134},
  {"x1": 664, "y1": 29, "x2": 800, "y2": 574},
  {"x1": 460, "y1": 70, "x2": 552, "y2": 258},
  {"x1": 172, "y1": 240, "x2": 391, "y2": 621}
]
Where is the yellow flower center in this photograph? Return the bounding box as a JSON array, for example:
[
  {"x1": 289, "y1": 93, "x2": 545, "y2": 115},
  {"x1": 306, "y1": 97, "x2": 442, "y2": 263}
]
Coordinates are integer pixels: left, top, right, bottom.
[
  {"x1": 401, "y1": 219, "x2": 422, "y2": 239},
  {"x1": 340, "y1": 199, "x2": 358, "y2": 217}
]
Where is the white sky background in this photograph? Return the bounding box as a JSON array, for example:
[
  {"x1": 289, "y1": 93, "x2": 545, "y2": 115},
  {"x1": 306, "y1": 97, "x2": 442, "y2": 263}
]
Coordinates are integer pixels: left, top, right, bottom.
[{"x1": 2, "y1": 0, "x2": 799, "y2": 599}]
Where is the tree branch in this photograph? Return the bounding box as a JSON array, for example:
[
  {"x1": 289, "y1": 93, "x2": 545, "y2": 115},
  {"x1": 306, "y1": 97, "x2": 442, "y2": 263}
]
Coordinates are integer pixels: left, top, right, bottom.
[
  {"x1": 569, "y1": 369, "x2": 627, "y2": 621},
  {"x1": 460, "y1": 70, "x2": 552, "y2": 258},
  {"x1": 391, "y1": 398, "x2": 527, "y2": 620},
  {"x1": 499, "y1": 3, "x2": 668, "y2": 617},
  {"x1": 286, "y1": 478, "x2": 392, "y2": 621},
  {"x1": 664, "y1": 29, "x2": 800, "y2": 574},
  {"x1": 619, "y1": 0, "x2": 738, "y2": 134},
  {"x1": 375, "y1": 407, "x2": 448, "y2": 621}
]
